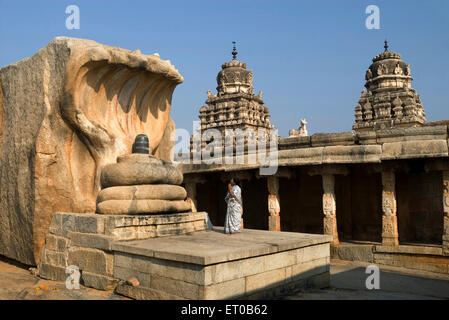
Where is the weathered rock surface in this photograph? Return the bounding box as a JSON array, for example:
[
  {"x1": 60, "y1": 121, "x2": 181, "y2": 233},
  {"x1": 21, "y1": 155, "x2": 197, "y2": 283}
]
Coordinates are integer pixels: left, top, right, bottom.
[
  {"x1": 97, "y1": 184, "x2": 187, "y2": 203},
  {"x1": 97, "y1": 199, "x2": 191, "y2": 215},
  {"x1": 0, "y1": 37, "x2": 183, "y2": 265},
  {"x1": 100, "y1": 161, "x2": 183, "y2": 188}
]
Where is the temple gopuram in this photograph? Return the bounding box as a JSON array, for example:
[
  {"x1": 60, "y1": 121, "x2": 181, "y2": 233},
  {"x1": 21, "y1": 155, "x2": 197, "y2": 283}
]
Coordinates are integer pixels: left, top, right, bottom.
[
  {"x1": 193, "y1": 43, "x2": 274, "y2": 152},
  {"x1": 353, "y1": 41, "x2": 426, "y2": 131}
]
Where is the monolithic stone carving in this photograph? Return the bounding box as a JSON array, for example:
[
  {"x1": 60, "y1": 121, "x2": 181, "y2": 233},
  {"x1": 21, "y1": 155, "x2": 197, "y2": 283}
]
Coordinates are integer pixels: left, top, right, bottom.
[
  {"x1": 0, "y1": 37, "x2": 183, "y2": 265},
  {"x1": 97, "y1": 136, "x2": 190, "y2": 215}
]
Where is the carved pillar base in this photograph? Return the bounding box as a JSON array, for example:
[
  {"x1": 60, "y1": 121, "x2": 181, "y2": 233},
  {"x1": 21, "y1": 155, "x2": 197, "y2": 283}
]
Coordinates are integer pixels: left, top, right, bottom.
[
  {"x1": 382, "y1": 215, "x2": 399, "y2": 246},
  {"x1": 268, "y1": 215, "x2": 281, "y2": 231},
  {"x1": 324, "y1": 215, "x2": 339, "y2": 245}
]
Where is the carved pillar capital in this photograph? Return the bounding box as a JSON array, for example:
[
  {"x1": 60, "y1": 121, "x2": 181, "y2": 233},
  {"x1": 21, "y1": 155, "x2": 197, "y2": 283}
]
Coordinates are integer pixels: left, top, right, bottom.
[
  {"x1": 322, "y1": 174, "x2": 335, "y2": 194},
  {"x1": 267, "y1": 175, "x2": 279, "y2": 195},
  {"x1": 308, "y1": 164, "x2": 349, "y2": 177}
]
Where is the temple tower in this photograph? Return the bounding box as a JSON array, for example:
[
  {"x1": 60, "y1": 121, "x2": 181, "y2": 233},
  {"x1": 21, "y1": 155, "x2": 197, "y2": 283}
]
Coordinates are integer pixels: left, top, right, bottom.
[
  {"x1": 353, "y1": 41, "x2": 426, "y2": 131},
  {"x1": 197, "y1": 42, "x2": 275, "y2": 142}
]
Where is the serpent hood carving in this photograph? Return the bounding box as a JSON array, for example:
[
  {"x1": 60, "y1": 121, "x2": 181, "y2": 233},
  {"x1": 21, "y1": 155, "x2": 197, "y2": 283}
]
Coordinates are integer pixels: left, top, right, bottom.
[{"x1": 0, "y1": 37, "x2": 183, "y2": 265}]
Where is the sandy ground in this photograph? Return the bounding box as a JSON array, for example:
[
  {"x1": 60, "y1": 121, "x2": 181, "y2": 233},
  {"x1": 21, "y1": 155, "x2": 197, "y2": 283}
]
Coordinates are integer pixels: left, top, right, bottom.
[{"x1": 0, "y1": 256, "x2": 127, "y2": 300}]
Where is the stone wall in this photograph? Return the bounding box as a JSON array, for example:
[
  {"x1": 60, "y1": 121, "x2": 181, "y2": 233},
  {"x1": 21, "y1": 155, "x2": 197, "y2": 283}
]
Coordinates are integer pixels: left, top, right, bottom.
[
  {"x1": 38, "y1": 212, "x2": 210, "y2": 290},
  {"x1": 332, "y1": 243, "x2": 449, "y2": 274},
  {"x1": 115, "y1": 243, "x2": 330, "y2": 300}
]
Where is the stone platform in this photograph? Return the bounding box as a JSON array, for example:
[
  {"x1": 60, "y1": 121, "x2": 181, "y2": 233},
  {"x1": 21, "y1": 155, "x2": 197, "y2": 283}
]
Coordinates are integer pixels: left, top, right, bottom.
[
  {"x1": 37, "y1": 211, "x2": 331, "y2": 299},
  {"x1": 113, "y1": 228, "x2": 332, "y2": 299},
  {"x1": 38, "y1": 211, "x2": 210, "y2": 290},
  {"x1": 331, "y1": 242, "x2": 449, "y2": 274}
]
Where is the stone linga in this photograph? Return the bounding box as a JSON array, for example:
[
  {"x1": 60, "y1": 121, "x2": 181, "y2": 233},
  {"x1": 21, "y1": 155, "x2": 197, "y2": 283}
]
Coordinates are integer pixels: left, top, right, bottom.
[
  {"x1": 0, "y1": 37, "x2": 183, "y2": 265},
  {"x1": 97, "y1": 134, "x2": 191, "y2": 215}
]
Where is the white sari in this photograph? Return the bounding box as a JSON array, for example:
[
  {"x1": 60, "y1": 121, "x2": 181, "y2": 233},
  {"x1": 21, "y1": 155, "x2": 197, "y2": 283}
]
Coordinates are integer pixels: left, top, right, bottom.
[{"x1": 224, "y1": 185, "x2": 242, "y2": 234}]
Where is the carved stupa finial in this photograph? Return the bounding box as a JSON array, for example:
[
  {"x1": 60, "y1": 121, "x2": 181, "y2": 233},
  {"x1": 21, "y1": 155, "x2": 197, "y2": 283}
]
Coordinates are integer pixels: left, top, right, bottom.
[
  {"x1": 384, "y1": 39, "x2": 389, "y2": 52},
  {"x1": 232, "y1": 41, "x2": 238, "y2": 60}
]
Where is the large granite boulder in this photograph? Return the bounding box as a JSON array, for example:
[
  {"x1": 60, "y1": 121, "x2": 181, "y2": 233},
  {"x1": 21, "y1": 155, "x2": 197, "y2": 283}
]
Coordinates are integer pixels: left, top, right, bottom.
[{"x1": 0, "y1": 37, "x2": 183, "y2": 265}]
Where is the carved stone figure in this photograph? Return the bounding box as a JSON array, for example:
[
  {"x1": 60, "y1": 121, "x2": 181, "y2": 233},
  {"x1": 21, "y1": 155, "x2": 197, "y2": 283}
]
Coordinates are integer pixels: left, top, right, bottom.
[
  {"x1": 405, "y1": 64, "x2": 411, "y2": 76},
  {"x1": 394, "y1": 63, "x2": 403, "y2": 75},
  {"x1": 289, "y1": 119, "x2": 308, "y2": 137},
  {"x1": 365, "y1": 68, "x2": 372, "y2": 80},
  {"x1": 96, "y1": 135, "x2": 191, "y2": 215}
]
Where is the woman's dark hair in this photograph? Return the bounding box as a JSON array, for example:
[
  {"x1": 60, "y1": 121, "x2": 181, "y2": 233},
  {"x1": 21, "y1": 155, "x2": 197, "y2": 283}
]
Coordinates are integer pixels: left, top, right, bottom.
[{"x1": 232, "y1": 177, "x2": 240, "y2": 187}]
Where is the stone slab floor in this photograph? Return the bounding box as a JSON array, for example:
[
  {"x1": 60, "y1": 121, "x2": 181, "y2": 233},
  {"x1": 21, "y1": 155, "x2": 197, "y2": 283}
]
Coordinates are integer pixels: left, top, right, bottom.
[{"x1": 1, "y1": 255, "x2": 449, "y2": 300}]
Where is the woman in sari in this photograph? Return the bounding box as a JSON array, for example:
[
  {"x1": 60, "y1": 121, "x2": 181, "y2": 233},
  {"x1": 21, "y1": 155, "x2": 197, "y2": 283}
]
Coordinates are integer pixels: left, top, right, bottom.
[{"x1": 224, "y1": 177, "x2": 242, "y2": 234}]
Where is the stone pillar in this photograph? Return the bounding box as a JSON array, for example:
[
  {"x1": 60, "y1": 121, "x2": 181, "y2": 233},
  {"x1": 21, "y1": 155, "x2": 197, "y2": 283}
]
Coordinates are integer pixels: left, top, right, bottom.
[
  {"x1": 381, "y1": 171, "x2": 399, "y2": 246},
  {"x1": 443, "y1": 171, "x2": 449, "y2": 255},
  {"x1": 267, "y1": 176, "x2": 281, "y2": 231},
  {"x1": 322, "y1": 174, "x2": 339, "y2": 245},
  {"x1": 184, "y1": 180, "x2": 197, "y2": 213}
]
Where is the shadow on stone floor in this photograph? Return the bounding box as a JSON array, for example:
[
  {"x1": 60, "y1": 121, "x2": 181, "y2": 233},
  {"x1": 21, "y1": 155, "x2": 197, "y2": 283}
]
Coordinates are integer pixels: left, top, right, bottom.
[{"x1": 282, "y1": 260, "x2": 449, "y2": 300}]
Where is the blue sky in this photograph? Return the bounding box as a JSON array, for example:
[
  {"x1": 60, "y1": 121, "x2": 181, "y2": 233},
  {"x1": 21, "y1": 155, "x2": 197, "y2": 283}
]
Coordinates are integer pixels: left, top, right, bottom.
[{"x1": 1, "y1": 0, "x2": 448, "y2": 136}]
